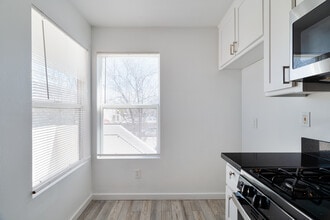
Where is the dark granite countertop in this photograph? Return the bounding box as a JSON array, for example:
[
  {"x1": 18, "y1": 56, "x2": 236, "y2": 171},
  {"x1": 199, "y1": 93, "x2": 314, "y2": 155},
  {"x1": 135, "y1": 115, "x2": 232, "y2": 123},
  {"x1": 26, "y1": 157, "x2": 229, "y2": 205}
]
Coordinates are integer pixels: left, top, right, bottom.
[{"x1": 221, "y1": 152, "x2": 330, "y2": 171}]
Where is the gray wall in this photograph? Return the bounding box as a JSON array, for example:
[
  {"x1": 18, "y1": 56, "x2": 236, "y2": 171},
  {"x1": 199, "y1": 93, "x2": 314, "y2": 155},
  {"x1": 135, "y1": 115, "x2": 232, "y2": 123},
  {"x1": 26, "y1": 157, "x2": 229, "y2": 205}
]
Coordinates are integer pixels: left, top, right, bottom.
[
  {"x1": 92, "y1": 27, "x2": 242, "y2": 198},
  {"x1": 0, "y1": 0, "x2": 92, "y2": 219},
  {"x1": 242, "y1": 59, "x2": 330, "y2": 152}
]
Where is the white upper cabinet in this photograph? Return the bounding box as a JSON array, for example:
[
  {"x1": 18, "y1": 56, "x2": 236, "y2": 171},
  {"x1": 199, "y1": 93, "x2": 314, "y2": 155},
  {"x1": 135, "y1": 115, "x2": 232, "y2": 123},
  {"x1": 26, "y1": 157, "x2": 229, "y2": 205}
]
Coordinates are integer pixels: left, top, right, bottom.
[
  {"x1": 218, "y1": 0, "x2": 264, "y2": 70},
  {"x1": 264, "y1": 0, "x2": 295, "y2": 94},
  {"x1": 236, "y1": 0, "x2": 263, "y2": 54},
  {"x1": 219, "y1": 7, "x2": 236, "y2": 67}
]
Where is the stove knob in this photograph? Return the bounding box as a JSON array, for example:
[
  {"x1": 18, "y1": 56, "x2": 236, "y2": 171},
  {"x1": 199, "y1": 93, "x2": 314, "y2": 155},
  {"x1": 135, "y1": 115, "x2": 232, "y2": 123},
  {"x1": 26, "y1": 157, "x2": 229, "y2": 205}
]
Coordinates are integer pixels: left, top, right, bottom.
[
  {"x1": 241, "y1": 184, "x2": 250, "y2": 196},
  {"x1": 252, "y1": 195, "x2": 261, "y2": 208},
  {"x1": 242, "y1": 185, "x2": 256, "y2": 197},
  {"x1": 259, "y1": 196, "x2": 270, "y2": 209},
  {"x1": 252, "y1": 195, "x2": 270, "y2": 209},
  {"x1": 247, "y1": 186, "x2": 257, "y2": 197}
]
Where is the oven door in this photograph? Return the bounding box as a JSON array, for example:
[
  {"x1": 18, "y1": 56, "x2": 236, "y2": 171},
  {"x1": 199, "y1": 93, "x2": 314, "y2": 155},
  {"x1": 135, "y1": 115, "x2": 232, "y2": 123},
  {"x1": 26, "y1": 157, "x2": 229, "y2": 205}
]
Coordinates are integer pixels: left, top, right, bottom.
[{"x1": 232, "y1": 192, "x2": 266, "y2": 220}]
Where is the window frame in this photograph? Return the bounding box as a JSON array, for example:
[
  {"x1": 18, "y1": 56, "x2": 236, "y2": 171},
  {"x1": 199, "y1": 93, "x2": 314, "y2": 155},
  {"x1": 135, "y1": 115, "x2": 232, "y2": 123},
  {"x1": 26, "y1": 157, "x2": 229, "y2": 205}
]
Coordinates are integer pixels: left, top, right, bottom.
[{"x1": 96, "y1": 53, "x2": 161, "y2": 159}]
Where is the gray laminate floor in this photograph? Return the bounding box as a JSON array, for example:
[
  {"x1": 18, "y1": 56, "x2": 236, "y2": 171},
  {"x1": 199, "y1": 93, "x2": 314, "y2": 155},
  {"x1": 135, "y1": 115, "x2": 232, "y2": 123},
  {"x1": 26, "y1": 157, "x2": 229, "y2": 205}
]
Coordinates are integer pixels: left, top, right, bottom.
[{"x1": 77, "y1": 200, "x2": 225, "y2": 220}]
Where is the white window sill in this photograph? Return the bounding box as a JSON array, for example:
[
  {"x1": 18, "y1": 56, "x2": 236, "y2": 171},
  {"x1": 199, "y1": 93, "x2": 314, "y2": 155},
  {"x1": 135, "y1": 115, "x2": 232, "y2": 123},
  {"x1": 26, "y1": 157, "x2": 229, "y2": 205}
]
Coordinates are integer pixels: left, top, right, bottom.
[{"x1": 97, "y1": 154, "x2": 160, "y2": 160}]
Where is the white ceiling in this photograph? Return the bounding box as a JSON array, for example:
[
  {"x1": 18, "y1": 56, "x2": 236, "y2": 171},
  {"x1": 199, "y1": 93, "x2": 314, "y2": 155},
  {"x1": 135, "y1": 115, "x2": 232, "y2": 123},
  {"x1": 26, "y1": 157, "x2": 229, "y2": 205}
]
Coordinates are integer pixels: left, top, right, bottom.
[{"x1": 69, "y1": 0, "x2": 232, "y2": 27}]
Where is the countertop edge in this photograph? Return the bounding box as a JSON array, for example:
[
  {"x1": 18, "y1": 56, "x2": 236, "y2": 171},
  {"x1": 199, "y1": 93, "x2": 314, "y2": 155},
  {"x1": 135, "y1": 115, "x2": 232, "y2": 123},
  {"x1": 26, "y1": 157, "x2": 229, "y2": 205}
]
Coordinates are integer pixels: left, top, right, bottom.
[
  {"x1": 221, "y1": 153, "x2": 241, "y2": 171},
  {"x1": 221, "y1": 152, "x2": 330, "y2": 170}
]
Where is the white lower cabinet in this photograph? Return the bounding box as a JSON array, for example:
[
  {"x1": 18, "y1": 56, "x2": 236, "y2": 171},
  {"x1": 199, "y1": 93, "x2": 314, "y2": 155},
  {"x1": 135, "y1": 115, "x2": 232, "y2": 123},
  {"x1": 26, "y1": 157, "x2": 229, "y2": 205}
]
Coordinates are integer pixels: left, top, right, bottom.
[
  {"x1": 225, "y1": 185, "x2": 238, "y2": 220},
  {"x1": 225, "y1": 163, "x2": 240, "y2": 220}
]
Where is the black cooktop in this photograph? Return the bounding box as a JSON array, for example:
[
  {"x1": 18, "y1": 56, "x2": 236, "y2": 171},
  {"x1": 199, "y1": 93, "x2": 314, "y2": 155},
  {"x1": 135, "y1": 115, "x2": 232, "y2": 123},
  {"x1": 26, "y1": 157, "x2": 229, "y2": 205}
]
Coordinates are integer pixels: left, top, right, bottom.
[
  {"x1": 221, "y1": 137, "x2": 330, "y2": 220},
  {"x1": 245, "y1": 167, "x2": 330, "y2": 220}
]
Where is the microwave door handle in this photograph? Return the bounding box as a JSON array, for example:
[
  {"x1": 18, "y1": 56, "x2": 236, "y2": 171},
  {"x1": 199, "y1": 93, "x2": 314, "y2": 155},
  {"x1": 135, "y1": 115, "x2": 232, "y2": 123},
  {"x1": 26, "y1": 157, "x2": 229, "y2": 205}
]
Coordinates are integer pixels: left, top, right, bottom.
[{"x1": 232, "y1": 192, "x2": 250, "y2": 220}]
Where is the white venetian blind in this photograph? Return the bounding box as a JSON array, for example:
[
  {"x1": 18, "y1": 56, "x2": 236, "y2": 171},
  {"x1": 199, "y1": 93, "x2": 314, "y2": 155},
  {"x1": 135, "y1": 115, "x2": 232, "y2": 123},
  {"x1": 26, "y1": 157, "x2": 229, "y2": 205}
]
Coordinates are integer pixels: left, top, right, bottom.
[{"x1": 31, "y1": 8, "x2": 88, "y2": 191}]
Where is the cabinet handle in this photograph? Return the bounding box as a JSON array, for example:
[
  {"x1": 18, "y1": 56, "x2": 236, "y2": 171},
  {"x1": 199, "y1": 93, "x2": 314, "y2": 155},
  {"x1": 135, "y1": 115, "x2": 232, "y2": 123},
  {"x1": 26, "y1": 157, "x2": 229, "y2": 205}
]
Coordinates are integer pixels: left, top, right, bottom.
[
  {"x1": 229, "y1": 171, "x2": 235, "y2": 177},
  {"x1": 283, "y1": 66, "x2": 290, "y2": 84},
  {"x1": 228, "y1": 196, "x2": 232, "y2": 218},
  {"x1": 233, "y1": 41, "x2": 238, "y2": 53},
  {"x1": 230, "y1": 44, "x2": 234, "y2": 55}
]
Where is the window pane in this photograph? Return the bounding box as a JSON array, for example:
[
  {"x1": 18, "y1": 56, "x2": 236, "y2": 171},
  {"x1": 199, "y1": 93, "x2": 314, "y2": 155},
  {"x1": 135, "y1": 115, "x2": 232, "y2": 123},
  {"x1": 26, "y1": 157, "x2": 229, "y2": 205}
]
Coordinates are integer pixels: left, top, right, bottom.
[
  {"x1": 103, "y1": 108, "x2": 158, "y2": 155},
  {"x1": 102, "y1": 55, "x2": 160, "y2": 105},
  {"x1": 99, "y1": 54, "x2": 160, "y2": 156}
]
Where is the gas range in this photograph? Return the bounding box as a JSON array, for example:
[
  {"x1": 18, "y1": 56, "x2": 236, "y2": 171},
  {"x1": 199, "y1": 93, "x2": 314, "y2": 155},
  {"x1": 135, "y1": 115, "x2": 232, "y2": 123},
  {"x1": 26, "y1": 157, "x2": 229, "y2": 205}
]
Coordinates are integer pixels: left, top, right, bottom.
[
  {"x1": 241, "y1": 167, "x2": 330, "y2": 220},
  {"x1": 251, "y1": 167, "x2": 330, "y2": 200},
  {"x1": 230, "y1": 138, "x2": 330, "y2": 220}
]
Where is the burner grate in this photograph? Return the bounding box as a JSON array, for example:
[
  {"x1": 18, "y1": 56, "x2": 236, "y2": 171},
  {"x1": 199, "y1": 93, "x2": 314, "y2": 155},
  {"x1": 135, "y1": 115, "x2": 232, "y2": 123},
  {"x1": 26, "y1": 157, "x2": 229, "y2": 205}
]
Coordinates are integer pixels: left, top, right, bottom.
[{"x1": 251, "y1": 167, "x2": 330, "y2": 200}]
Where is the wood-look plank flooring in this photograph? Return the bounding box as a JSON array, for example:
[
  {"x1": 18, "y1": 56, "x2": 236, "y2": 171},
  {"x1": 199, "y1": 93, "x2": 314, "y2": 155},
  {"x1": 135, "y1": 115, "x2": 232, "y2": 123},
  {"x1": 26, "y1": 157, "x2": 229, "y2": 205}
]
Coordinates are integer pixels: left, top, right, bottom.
[{"x1": 77, "y1": 200, "x2": 225, "y2": 220}]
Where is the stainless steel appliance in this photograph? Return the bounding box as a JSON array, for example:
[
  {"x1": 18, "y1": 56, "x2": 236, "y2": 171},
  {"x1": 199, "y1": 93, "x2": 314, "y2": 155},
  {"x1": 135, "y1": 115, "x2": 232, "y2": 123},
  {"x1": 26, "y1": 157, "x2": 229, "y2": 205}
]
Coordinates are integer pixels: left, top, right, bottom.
[
  {"x1": 289, "y1": 0, "x2": 330, "y2": 81},
  {"x1": 239, "y1": 167, "x2": 330, "y2": 220},
  {"x1": 233, "y1": 174, "x2": 295, "y2": 220},
  {"x1": 231, "y1": 138, "x2": 330, "y2": 220}
]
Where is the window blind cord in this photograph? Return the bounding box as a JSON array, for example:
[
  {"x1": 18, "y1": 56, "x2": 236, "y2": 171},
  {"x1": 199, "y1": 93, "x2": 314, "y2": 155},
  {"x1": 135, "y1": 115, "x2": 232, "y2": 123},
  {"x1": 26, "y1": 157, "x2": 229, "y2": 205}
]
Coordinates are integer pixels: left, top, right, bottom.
[{"x1": 41, "y1": 19, "x2": 50, "y2": 100}]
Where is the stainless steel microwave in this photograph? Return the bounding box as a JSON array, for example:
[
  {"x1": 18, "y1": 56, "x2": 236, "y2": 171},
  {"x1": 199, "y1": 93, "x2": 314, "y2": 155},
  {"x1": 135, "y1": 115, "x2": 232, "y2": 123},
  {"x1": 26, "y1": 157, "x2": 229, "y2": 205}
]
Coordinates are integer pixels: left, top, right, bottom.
[{"x1": 289, "y1": 0, "x2": 330, "y2": 81}]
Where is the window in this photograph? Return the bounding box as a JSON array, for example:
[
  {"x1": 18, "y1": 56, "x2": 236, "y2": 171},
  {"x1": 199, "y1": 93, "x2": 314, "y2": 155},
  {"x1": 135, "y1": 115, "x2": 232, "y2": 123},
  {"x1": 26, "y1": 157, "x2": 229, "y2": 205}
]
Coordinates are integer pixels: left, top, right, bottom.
[
  {"x1": 31, "y1": 8, "x2": 88, "y2": 194},
  {"x1": 97, "y1": 54, "x2": 160, "y2": 158}
]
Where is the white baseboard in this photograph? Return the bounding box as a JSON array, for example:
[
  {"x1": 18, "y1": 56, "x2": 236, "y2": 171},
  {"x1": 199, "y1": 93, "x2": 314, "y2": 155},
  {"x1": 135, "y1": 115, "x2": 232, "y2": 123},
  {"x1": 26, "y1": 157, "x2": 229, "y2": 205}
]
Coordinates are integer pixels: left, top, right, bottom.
[
  {"x1": 92, "y1": 192, "x2": 225, "y2": 200},
  {"x1": 70, "y1": 194, "x2": 93, "y2": 220}
]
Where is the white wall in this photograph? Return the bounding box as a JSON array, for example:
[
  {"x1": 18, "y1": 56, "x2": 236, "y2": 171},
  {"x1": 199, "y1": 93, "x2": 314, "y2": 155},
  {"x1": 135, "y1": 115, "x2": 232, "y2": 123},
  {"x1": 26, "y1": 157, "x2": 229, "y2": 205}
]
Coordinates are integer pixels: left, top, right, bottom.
[
  {"x1": 242, "y1": 60, "x2": 330, "y2": 152},
  {"x1": 0, "y1": 0, "x2": 92, "y2": 219},
  {"x1": 91, "y1": 27, "x2": 242, "y2": 198}
]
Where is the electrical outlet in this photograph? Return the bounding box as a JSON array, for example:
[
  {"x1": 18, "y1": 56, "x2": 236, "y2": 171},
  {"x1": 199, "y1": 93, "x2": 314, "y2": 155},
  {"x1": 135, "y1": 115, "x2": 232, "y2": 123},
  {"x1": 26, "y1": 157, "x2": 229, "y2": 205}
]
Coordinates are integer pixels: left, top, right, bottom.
[
  {"x1": 301, "y1": 112, "x2": 311, "y2": 127},
  {"x1": 135, "y1": 169, "x2": 142, "y2": 179}
]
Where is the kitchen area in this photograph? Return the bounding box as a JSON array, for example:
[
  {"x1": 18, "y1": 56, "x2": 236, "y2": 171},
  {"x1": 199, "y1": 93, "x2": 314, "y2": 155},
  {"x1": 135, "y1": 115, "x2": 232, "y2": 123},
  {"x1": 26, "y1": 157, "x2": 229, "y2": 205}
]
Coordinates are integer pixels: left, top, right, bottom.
[
  {"x1": 221, "y1": 0, "x2": 330, "y2": 219},
  {"x1": 0, "y1": 0, "x2": 330, "y2": 219},
  {"x1": 222, "y1": 138, "x2": 330, "y2": 219}
]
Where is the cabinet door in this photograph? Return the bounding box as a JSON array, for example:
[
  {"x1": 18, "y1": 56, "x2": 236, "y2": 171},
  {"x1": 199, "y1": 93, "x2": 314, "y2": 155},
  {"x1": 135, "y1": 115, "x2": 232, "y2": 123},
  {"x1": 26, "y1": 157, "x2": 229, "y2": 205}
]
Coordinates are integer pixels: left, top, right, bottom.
[
  {"x1": 264, "y1": 0, "x2": 295, "y2": 92},
  {"x1": 236, "y1": 0, "x2": 263, "y2": 54},
  {"x1": 225, "y1": 186, "x2": 238, "y2": 220},
  {"x1": 226, "y1": 164, "x2": 239, "y2": 191},
  {"x1": 219, "y1": 8, "x2": 236, "y2": 68}
]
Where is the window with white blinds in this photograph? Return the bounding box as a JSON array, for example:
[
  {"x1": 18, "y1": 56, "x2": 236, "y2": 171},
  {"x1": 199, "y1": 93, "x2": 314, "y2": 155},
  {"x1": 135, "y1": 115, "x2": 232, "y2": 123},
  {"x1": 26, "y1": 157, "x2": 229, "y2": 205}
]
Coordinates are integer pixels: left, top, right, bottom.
[{"x1": 31, "y1": 8, "x2": 88, "y2": 193}]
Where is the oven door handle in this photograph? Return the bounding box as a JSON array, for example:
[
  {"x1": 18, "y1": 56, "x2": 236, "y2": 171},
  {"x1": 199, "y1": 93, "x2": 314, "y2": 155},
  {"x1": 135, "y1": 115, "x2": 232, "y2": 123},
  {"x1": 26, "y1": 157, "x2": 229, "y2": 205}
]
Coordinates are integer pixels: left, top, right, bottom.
[{"x1": 232, "y1": 192, "x2": 251, "y2": 220}]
